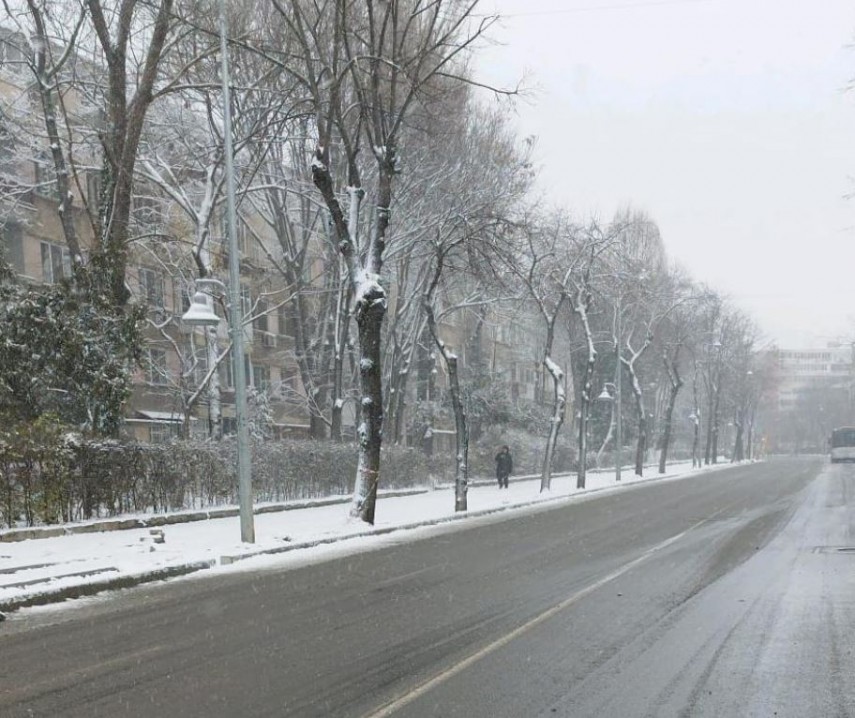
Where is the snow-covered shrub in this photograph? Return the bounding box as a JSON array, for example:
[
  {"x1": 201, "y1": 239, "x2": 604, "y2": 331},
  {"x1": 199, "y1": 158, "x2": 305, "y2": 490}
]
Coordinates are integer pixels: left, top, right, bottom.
[
  {"x1": 0, "y1": 415, "x2": 76, "y2": 527},
  {"x1": 0, "y1": 437, "x2": 434, "y2": 526},
  {"x1": 0, "y1": 271, "x2": 141, "y2": 437}
]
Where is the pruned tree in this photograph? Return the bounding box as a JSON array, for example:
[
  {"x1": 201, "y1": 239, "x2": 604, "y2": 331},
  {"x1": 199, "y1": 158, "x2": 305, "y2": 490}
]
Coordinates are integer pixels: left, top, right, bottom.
[
  {"x1": 510, "y1": 214, "x2": 581, "y2": 491},
  {"x1": 273, "y1": 0, "x2": 497, "y2": 523}
]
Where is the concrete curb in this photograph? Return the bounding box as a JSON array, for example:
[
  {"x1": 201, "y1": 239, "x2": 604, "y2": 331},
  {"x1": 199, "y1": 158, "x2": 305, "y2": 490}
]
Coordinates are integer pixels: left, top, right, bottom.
[
  {"x1": 0, "y1": 560, "x2": 216, "y2": 614},
  {"x1": 0, "y1": 463, "x2": 733, "y2": 616},
  {"x1": 0, "y1": 488, "x2": 430, "y2": 544},
  {"x1": 220, "y1": 464, "x2": 709, "y2": 566},
  {"x1": 0, "y1": 463, "x2": 678, "y2": 543}
]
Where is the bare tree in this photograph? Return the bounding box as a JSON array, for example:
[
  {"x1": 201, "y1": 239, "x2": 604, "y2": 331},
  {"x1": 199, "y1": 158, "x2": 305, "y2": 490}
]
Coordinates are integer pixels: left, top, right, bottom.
[
  {"x1": 273, "y1": 0, "x2": 496, "y2": 523},
  {"x1": 510, "y1": 215, "x2": 583, "y2": 491}
]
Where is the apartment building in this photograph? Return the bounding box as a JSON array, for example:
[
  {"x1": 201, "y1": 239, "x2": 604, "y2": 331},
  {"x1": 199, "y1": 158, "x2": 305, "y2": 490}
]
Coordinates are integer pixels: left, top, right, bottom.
[
  {"x1": 0, "y1": 26, "x2": 312, "y2": 443},
  {"x1": 774, "y1": 344, "x2": 853, "y2": 413},
  {"x1": 0, "y1": 25, "x2": 544, "y2": 445}
]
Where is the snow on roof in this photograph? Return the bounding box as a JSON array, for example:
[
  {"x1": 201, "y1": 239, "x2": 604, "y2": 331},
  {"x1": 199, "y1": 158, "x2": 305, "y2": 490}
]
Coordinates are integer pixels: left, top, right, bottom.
[{"x1": 130, "y1": 410, "x2": 185, "y2": 423}]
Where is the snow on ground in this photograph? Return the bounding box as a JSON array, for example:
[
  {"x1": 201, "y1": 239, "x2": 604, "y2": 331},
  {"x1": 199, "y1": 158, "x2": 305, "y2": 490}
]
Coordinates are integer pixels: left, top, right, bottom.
[{"x1": 0, "y1": 462, "x2": 733, "y2": 610}]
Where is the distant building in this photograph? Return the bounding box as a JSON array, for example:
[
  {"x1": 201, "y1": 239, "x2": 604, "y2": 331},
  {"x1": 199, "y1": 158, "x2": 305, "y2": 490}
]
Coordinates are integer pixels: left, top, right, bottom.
[
  {"x1": 774, "y1": 344, "x2": 853, "y2": 414},
  {"x1": 765, "y1": 342, "x2": 854, "y2": 452}
]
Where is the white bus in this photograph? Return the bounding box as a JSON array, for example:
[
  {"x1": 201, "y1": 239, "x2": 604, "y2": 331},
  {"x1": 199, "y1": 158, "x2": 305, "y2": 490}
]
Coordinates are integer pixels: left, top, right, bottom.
[{"x1": 830, "y1": 427, "x2": 855, "y2": 463}]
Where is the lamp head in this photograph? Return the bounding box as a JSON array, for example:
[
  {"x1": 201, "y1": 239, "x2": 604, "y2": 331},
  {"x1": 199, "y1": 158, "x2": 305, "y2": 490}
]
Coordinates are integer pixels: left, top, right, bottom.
[{"x1": 181, "y1": 290, "x2": 220, "y2": 328}]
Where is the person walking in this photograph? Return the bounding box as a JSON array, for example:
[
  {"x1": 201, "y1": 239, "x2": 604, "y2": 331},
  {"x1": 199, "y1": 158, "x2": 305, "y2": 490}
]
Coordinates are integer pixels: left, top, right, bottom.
[{"x1": 495, "y1": 445, "x2": 513, "y2": 489}]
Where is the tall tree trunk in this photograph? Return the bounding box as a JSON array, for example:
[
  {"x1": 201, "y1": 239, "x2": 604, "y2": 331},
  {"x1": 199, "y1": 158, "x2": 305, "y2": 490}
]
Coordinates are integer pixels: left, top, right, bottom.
[
  {"x1": 576, "y1": 351, "x2": 594, "y2": 489},
  {"x1": 87, "y1": 0, "x2": 175, "y2": 308},
  {"x1": 626, "y1": 364, "x2": 647, "y2": 477},
  {"x1": 351, "y1": 288, "x2": 386, "y2": 523},
  {"x1": 574, "y1": 294, "x2": 596, "y2": 489},
  {"x1": 424, "y1": 295, "x2": 467, "y2": 511},
  {"x1": 659, "y1": 349, "x2": 683, "y2": 474},
  {"x1": 711, "y1": 388, "x2": 722, "y2": 464},
  {"x1": 635, "y1": 413, "x2": 647, "y2": 476},
  {"x1": 446, "y1": 353, "x2": 468, "y2": 511},
  {"x1": 659, "y1": 385, "x2": 679, "y2": 474},
  {"x1": 29, "y1": 4, "x2": 84, "y2": 266},
  {"x1": 733, "y1": 414, "x2": 744, "y2": 462},
  {"x1": 704, "y1": 392, "x2": 715, "y2": 465},
  {"x1": 541, "y1": 356, "x2": 566, "y2": 492}
]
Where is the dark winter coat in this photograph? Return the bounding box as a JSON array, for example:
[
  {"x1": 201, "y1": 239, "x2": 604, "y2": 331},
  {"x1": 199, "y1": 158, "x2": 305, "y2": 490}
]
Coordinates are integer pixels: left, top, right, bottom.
[{"x1": 495, "y1": 450, "x2": 513, "y2": 479}]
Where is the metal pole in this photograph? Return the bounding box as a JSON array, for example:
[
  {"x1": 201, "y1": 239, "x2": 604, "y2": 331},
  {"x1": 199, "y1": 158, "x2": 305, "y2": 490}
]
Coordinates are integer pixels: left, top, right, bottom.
[
  {"x1": 220, "y1": 0, "x2": 254, "y2": 543},
  {"x1": 615, "y1": 297, "x2": 622, "y2": 482}
]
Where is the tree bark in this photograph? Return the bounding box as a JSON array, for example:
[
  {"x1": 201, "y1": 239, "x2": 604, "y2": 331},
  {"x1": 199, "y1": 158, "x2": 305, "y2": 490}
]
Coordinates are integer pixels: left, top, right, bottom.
[
  {"x1": 351, "y1": 286, "x2": 386, "y2": 523},
  {"x1": 445, "y1": 352, "x2": 468, "y2": 512},
  {"x1": 658, "y1": 349, "x2": 683, "y2": 474},
  {"x1": 87, "y1": 0, "x2": 175, "y2": 307},
  {"x1": 541, "y1": 356, "x2": 566, "y2": 492}
]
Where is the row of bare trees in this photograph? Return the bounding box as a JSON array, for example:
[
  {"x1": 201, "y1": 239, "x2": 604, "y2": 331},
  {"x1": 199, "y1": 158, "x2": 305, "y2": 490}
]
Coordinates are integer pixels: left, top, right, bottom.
[{"x1": 0, "y1": 0, "x2": 775, "y2": 525}]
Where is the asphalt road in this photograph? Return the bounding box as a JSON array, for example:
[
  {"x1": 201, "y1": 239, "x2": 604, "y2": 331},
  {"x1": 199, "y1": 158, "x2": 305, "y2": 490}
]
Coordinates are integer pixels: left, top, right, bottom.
[{"x1": 2, "y1": 458, "x2": 852, "y2": 718}]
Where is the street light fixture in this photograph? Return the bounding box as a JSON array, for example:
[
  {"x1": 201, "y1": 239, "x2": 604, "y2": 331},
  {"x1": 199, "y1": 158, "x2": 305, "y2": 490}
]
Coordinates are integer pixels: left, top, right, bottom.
[
  {"x1": 182, "y1": 280, "x2": 222, "y2": 327},
  {"x1": 180, "y1": 0, "x2": 255, "y2": 543},
  {"x1": 182, "y1": 276, "x2": 255, "y2": 544}
]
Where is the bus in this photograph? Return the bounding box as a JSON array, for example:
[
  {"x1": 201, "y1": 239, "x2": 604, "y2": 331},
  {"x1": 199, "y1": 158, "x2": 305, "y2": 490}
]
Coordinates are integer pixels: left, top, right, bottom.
[{"x1": 830, "y1": 427, "x2": 855, "y2": 463}]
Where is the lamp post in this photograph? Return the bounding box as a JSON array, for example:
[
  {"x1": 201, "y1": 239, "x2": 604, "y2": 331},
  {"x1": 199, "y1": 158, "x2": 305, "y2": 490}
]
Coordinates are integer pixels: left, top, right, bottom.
[
  {"x1": 181, "y1": 0, "x2": 255, "y2": 543},
  {"x1": 183, "y1": 280, "x2": 255, "y2": 544},
  {"x1": 597, "y1": 381, "x2": 621, "y2": 482}
]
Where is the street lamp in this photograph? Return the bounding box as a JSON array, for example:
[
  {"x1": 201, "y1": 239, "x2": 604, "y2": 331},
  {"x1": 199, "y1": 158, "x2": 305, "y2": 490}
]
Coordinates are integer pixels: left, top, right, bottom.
[
  {"x1": 597, "y1": 381, "x2": 622, "y2": 482},
  {"x1": 182, "y1": 278, "x2": 255, "y2": 544},
  {"x1": 180, "y1": 0, "x2": 255, "y2": 543}
]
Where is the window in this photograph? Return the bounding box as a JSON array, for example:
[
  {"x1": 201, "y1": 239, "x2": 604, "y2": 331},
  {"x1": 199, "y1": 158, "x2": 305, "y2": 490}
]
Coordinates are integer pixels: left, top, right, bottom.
[
  {"x1": 139, "y1": 268, "x2": 164, "y2": 307},
  {"x1": 86, "y1": 171, "x2": 102, "y2": 209},
  {"x1": 175, "y1": 281, "x2": 192, "y2": 315},
  {"x1": 240, "y1": 284, "x2": 252, "y2": 319},
  {"x1": 222, "y1": 353, "x2": 252, "y2": 389},
  {"x1": 278, "y1": 304, "x2": 296, "y2": 337},
  {"x1": 132, "y1": 190, "x2": 161, "y2": 225},
  {"x1": 149, "y1": 423, "x2": 179, "y2": 444},
  {"x1": 40, "y1": 241, "x2": 71, "y2": 283},
  {"x1": 192, "y1": 347, "x2": 210, "y2": 386},
  {"x1": 144, "y1": 348, "x2": 169, "y2": 385},
  {"x1": 218, "y1": 214, "x2": 252, "y2": 257},
  {"x1": 0, "y1": 124, "x2": 14, "y2": 174},
  {"x1": 236, "y1": 216, "x2": 250, "y2": 255},
  {"x1": 254, "y1": 298, "x2": 269, "y2": 332},
  {"x1": 221, "y1": 354, "x2": 234, "y2": 389},
  {"x1": 2, "y1": 221, "x2": 24, "y2": 274},
  {"x1": 252, "y1": 364, "x2": 270, "y2": 391},
  {"x1": 0, "y1": 35, "x2": 25, "y2": 72},
  {"x1": 33, "y1": 154, "x2": 59, "y2": 199}
]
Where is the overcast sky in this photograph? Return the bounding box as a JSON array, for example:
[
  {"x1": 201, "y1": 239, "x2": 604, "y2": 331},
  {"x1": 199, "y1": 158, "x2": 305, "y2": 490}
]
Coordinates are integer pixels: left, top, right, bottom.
[{"x1": 474, "y1": 0, "x2": 855, "y2": 349}]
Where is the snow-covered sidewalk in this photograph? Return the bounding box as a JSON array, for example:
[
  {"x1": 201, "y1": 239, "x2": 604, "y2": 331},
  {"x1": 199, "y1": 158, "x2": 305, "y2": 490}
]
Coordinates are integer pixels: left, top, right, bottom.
[{"x1": 0, "y1": 461, "x2": 731, "y2": 616}]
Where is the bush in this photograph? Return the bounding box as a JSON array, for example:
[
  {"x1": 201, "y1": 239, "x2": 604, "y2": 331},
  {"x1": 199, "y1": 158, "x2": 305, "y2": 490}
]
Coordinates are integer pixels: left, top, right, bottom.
[
  {"x1": 0, "y1": 423, "x2": 585, "y2": 528},
  {"x1": 0, "y1": 436, "x2": 435, "y2": 528}
]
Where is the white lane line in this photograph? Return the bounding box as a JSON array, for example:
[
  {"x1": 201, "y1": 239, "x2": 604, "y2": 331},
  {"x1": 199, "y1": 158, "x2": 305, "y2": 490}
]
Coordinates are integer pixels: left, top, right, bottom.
[{"x1": 362, "y1": 521, "x2": 705, "y2": 718}]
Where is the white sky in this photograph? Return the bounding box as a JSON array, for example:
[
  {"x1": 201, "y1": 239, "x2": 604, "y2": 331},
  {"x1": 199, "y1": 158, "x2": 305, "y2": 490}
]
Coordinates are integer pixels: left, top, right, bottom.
[{"x1": 474, "y1": 0, "x2": 855, "y2": 348}]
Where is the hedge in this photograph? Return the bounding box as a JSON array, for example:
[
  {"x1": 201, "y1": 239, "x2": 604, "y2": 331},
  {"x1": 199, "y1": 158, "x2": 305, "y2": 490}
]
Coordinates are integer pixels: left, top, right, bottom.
[{"x1": 0, "y1": 436, "x2": 433, "y2": 528}]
